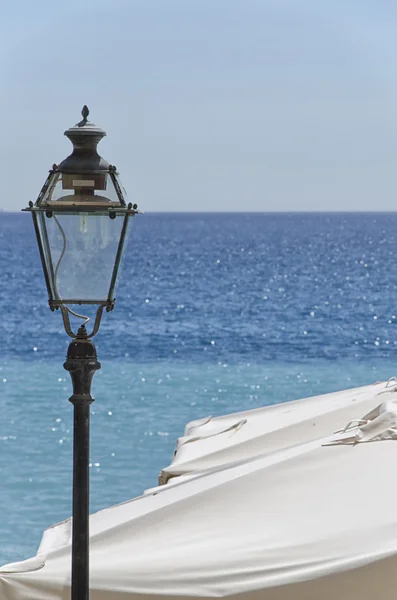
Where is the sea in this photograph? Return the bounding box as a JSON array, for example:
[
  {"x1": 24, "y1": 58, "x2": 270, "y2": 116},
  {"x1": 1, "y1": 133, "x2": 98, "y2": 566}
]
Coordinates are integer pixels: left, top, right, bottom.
[{"x1": 1, "y1": 211, "x2": 397, "y2": 565}]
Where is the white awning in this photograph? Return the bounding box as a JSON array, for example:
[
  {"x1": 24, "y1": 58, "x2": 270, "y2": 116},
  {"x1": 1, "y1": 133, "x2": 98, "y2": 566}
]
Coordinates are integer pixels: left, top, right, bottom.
[
  {"x1": 160, "y1": 380, "x2": 390, "y2": 483},
  {"x1": 2, "y1": 381, "x2": 397, "y2": 600}
]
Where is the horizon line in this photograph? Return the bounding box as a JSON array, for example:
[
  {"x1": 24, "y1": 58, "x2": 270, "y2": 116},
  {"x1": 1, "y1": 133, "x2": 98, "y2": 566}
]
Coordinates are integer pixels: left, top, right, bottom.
[{"x1": 2, "y1": 210, "x2": 397, "y2": 215}]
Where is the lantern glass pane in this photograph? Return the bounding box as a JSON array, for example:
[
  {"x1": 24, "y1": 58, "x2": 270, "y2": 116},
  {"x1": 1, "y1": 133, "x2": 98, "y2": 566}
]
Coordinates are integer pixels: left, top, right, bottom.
[{"x1": 36, "y1": 212, "x2": 132, "y2": 303}]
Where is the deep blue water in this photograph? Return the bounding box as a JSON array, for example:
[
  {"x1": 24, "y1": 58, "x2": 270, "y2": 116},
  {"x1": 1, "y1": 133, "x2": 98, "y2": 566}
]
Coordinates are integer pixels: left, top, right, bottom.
[{"x1": 1, "y1": 212, "x2": 397, "y2": 564}]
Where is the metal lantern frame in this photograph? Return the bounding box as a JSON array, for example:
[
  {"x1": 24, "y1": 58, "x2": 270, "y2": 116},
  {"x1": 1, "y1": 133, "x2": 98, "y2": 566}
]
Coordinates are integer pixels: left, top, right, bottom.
[{"x1": 23, "y1": 106, "x2": 138, "y2": 338}]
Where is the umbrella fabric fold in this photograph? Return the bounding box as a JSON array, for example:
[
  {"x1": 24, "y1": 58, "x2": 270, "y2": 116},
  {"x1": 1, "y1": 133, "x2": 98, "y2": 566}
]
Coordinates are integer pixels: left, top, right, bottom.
[{"x1": 159, "y1": 380, "x2": 390, "y2": 483}]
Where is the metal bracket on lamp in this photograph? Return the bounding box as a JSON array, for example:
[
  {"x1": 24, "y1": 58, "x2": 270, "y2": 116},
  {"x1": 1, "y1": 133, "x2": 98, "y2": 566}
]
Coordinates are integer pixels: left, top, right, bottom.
[{"x1": 60, "y1": 304, "x2": 106, "y2": 339}]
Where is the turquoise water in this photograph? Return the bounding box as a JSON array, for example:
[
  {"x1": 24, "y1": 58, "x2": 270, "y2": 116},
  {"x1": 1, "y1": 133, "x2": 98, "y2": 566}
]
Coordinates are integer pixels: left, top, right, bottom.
[{"x1": 1, "y1": 212, "x2": 397, "y2": 564}]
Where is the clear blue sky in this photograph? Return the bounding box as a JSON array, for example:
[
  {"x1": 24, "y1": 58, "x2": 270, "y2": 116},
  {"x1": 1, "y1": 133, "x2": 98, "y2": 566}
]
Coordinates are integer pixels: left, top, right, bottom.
[{"x1": 1, "y1": 0, "x2": 397, "y2": 212}]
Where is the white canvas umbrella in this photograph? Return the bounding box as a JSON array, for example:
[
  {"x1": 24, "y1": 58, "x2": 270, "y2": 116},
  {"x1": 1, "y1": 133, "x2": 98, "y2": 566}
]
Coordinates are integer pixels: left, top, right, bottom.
[
  {"x1": 2, "y1": 381, "x2": 397, "y2": 600},
  {"x1": 159, "y1": 380, "x2": 392, "y2": 483}
]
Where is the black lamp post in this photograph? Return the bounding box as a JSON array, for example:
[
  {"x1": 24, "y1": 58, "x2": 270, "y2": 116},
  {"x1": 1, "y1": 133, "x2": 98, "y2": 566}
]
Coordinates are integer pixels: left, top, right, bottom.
[{"x1": 23, "y1": 107, "x2": 138, "y2": 600}]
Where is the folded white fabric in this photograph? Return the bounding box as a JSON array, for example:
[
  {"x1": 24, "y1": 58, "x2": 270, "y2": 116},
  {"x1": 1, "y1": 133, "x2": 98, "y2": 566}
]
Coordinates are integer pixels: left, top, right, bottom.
[{"x1": 331, "y1": 398, "x2": 397, "y2": 445}]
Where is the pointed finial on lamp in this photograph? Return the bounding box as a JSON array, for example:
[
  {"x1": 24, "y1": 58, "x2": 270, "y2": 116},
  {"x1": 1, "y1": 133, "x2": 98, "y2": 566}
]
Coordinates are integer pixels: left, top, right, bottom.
[{"x1": 81, "y1": 105, "x2": 89, "y2": 120}]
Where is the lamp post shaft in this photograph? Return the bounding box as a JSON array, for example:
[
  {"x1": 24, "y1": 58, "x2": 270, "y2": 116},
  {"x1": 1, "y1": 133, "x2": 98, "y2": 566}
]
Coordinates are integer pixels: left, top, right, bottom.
[
  {"x1": 64, "y1": 326, "x2": 101, "y2": 600},
  {"x1": 71, "y1": 402, "x2": 90, "y2": 600}
]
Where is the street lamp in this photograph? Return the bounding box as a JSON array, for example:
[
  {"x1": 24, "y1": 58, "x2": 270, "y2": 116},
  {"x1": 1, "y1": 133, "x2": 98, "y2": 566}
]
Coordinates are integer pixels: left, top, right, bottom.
[{"x1": 23, "y1": 106, "x2": 138, "y2": 600}]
